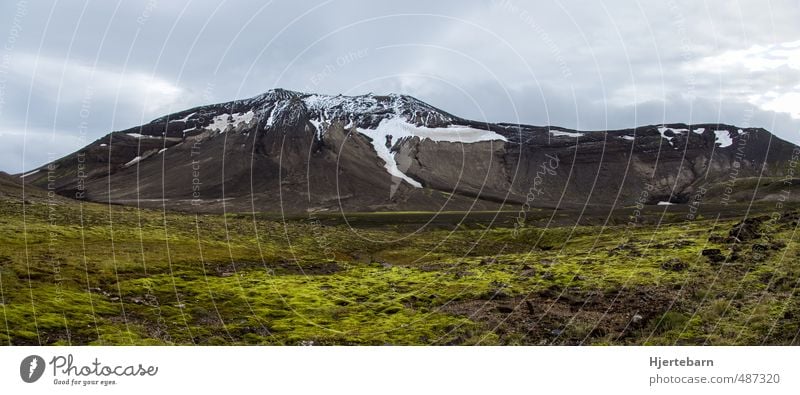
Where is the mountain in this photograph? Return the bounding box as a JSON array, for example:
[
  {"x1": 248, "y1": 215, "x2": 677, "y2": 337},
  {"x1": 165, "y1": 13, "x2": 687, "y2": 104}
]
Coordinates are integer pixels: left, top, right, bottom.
[{"x1": 19, "y1": 88, "x2": 800, "y2": 213}]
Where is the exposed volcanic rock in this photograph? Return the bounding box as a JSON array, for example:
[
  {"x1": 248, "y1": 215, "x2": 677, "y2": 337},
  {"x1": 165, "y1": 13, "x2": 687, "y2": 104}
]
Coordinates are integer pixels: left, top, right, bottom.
[{"x1": 19, "y1": 89, "x2": 800, "y2": 213}]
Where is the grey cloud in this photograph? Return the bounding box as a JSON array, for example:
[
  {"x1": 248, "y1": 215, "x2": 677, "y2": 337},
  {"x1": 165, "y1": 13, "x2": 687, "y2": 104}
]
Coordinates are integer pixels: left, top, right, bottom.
[{"x1": 0, "y1": 0, "x2": 798, "y2": 173}]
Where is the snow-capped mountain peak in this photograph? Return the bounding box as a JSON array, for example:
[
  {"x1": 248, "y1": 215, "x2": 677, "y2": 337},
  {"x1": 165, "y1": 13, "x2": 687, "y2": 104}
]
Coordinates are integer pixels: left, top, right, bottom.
[{"x1": 154, "y1": 89, "x2": 466, "y2": 133}]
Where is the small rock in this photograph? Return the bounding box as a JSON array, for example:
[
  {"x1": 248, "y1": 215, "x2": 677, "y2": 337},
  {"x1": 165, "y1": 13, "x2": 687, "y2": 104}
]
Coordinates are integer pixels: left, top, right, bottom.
[
  {"x1": 661, "y1": 258, "x2": 688, "y2": 271},
  {"x1": 519, "y1": 267, "x2": 537, "y2": 277},
  {"x1": 729, "y1": 218, "x2": 764, "y2": 241},
  {"x1": 632, "y1": 314, "x2": 643, "y2": 324},
  {"x1": 701, "y1": 249, "x2": 726, "y2": 264},
  {"x1": 751, "y1": 244, "x2": 769, "y2": 252}
]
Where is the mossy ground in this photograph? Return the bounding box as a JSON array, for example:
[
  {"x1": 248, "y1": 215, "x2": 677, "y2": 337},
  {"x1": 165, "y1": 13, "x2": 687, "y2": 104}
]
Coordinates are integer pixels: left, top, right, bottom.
[{"x1": 0, "y1": 197, "x2": 797, "y2": 345}]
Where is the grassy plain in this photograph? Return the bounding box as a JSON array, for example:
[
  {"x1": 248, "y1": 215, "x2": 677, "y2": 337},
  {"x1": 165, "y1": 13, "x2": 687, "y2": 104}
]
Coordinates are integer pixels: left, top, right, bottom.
[{"x1": 0, "y1": 195, "x2": 797, "y2": 345}]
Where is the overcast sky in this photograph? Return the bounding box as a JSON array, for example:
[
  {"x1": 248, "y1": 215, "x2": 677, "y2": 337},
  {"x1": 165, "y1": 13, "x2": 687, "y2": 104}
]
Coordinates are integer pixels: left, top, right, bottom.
[{"x1": 1, "y1": 0, "x2": 798, "y2": 173}]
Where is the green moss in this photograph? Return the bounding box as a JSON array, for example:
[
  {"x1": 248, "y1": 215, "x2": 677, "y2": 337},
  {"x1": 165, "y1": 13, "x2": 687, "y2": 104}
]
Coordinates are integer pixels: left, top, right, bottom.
[{"x1": 1, "y1": 196, "x2": 798, "y2": 345}]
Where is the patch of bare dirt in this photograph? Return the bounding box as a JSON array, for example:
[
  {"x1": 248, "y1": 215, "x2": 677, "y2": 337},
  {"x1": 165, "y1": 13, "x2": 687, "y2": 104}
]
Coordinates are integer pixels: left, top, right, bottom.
[{"x1": 440, "y1": 286, "x2": 680, "y2": 345}]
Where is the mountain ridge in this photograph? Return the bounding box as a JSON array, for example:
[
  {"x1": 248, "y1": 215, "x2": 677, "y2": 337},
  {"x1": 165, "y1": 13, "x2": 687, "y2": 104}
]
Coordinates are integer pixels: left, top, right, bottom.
[{"x1": 19, "y1": 88, "x2": 800, "y2": 213}]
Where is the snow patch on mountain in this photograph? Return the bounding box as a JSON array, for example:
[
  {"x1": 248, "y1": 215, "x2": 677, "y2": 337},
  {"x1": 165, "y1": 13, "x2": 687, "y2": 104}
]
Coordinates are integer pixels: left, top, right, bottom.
[
  {"x1": 657, "y1": 127, "x2": 688, "y2": 147},
  {"x1": 304, "y1": 93, "x2": 410, "y2": 119},
  {"x1": 126, "y1": 133, "x2": 158, "y2": 139},
  {"x1": 308, "y1": 119, "x2": 325, "y2": 138},
  {"x1": 170, "y1": 112, "x2": 196, "y2": 123},
  {"x1": 714, "y1": 130, "x2": 733, "y2": 147},
  {"x1": 124, "y1": 156, "x2": 143, "y2": 167},
  {"x1": 206, "y1": 110, "x2": 255, "y2": 133},
  {"x1": 302, "y1": 94, "x2": 388, "y2": 118},
  {"x1": 551, "y1": 130, "x2": 584, "y2": 138},
  {"x1": 265, "y1": 99, "x2": 305, "y2": 128},
  {"x1": 206, "y1": 115, "x2": 230, "y2": 133},
  {"x1": 355, "y1": 117, "x2": 507, "y2": 188},
  {"x1": 20, "y1": 169, "x2": 40, "y2": 178},
  {"x1": 359, "y1": 134, "x2": 423, "y2": 188},
  {"x1": 359, "y1": 117, "x2": 507, "y2": 144},
  {"x1": 301, "y1": 92, "x2": 457, "y2": 129},
  {"x1": 233, "y1": 110, "x2": 255, "y2": 126}
]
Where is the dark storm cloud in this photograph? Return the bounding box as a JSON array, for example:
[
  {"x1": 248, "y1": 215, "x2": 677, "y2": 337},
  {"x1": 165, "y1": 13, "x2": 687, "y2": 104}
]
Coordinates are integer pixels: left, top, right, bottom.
[{"x1": 0, "y1": 0, "x2": 798, "y2": 173}]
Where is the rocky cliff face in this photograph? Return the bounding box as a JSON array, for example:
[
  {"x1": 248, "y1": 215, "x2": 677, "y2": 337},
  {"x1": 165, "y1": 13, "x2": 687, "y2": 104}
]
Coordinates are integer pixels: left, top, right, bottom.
[{"x1": 20, "y1": 88, "x2": 800, "y2": 213}]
